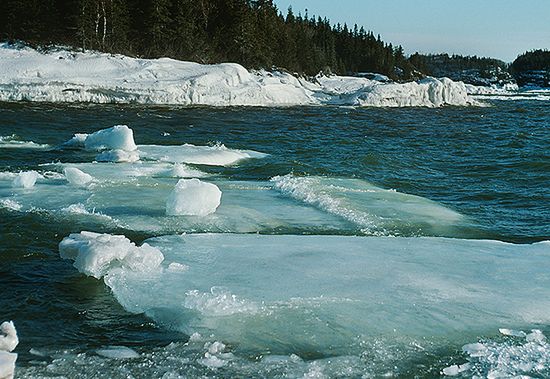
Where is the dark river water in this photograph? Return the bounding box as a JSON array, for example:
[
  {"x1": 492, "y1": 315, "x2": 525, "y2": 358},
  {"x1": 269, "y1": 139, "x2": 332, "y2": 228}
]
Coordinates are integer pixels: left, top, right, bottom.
[{"x1": 0, "y1": 100, "x2": 549, "y2": 378}]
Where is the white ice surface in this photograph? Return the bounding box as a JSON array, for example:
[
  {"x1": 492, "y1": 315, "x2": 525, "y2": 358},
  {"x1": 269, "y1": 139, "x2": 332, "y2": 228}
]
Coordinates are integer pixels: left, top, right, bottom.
[
  {"x1": 63, "y1": 167, "x2": 93, "y2": 187},
  {"x1": 0, "y1": 44, "x2": 476, "y2": 107},
  {"x1": 83, "y1": 125, "x2": 137, "y2": 152},
  {"x1": 166, "y1": 179, "x2": 221, "y2": 216},
  {"x1": 60, "y1": 232, "x2": 550, "y2": 357}
]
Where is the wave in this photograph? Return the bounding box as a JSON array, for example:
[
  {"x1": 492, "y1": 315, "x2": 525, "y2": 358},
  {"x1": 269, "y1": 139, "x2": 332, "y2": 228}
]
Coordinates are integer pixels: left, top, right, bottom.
[{"x1": 271, "y1": 174, "x2": 472, "y2": 237}]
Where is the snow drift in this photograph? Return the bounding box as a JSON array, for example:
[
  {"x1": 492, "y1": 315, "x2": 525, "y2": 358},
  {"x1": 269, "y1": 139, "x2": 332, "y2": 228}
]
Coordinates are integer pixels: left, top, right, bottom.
[{"x1": 0, "y1": 43, "x2": 477, "y2": 107}]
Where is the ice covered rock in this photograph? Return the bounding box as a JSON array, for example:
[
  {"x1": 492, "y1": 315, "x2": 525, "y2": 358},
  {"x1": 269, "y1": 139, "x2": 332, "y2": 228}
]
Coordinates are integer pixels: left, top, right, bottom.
[
  {"x1": 12, "y1": 171, "x2": 40, "y2": 188},
  {"x1": 64, "y1": 167, "x2": 93, "y2": 186},
  {"x1": 59, "y1": 231, "x2": 164, "y2": 279},
  {"x1": 166, "y1": 179, "x2": 222, "y2": 216}
]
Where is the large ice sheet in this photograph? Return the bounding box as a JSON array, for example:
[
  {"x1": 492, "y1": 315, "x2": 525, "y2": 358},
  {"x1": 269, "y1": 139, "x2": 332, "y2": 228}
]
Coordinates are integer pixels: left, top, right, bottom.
[
  {"x1": 0, "y1": 44, "x2": 476, "y2": 107},
  {"x1": 61, "y1": 233, "x2": 550, "y2": 358}
]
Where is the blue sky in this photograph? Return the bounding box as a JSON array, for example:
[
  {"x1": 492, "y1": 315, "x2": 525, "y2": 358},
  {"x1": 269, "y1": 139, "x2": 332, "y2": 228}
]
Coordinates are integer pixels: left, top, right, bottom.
[{"x1": 273, "y1": 0, "x2": 550, "y2": 62}]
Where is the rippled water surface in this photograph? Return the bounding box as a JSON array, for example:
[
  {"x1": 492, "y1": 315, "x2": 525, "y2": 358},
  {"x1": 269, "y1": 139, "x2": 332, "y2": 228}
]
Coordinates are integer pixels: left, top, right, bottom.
[{"x1": 1, "y1": 100, "x2": 549, "y2": 378}]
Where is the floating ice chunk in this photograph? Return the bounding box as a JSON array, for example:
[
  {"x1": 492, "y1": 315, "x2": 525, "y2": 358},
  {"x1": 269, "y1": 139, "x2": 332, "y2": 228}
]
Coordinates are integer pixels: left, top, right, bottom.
[
  {"x1": 95, "y1": 149, "x2": 140, "y2": 163},
  {"x1": 0, "y1": 322, "x2": 18, "y2": 352},
  {"x1": 166, "y1": 179, "x2": 221, "y2": 216},
  {"x1": 442, "y1": 363, "x2": 471, "y2": 376},
  {"x1": 12, "y1": 171, "x2": 40, "y2": 188},
  {"x1": 95, "y1": 346, "x2": 140, "y2": 359},
  {"x1": 526, "y1": 329, "x2": 546, "y2": 343},
  {"x1": 84, "y1": 125, "x2": 137, "y2": 152},
  {"x1": 199, "y1": 353, "x2": 227, "y2": 368},
  {"x1": 59, "y1": 231, "x2": 164, "y2": 279},
  {"x1": 499, "y1": 328, "x2": 527, "y2": 338},
  {"x1": 63, "y1": 167, "x2": 93, "y2": 186}
]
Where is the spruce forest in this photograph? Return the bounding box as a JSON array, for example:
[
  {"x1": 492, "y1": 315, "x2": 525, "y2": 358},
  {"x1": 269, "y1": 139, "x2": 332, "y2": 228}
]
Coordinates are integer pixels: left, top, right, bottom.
[{"x1": 1, "y1": 0, "x2": 549, "y2": 85}]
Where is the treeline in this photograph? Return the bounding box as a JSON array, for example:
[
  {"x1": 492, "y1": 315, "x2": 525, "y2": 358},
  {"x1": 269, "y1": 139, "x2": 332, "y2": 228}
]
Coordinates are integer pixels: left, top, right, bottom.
[
  {"x1": 409, "y1": 53, "x2": 507, "y2": 77},
  {"x1": 510, "y1": 49, "x2": 550, "y2": 86},
  {"x1": 0, "y1": 0, "x2": 415, "y2": 78}
]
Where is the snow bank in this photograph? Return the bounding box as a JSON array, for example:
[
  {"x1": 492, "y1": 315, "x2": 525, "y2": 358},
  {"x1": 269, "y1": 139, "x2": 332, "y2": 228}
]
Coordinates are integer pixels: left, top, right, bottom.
[
  {"x1": 166, "y1": 179, "x2": 222, "y2": 216},
  {"x1": 0, "y1": 44, "x2": 476, "y2": 107},
  {"x1": 59, "y1": 231, "x2": 164, "y2": 279},
  {"x1": 0, "y1": 321, "x2": 18, "y2": 379}
]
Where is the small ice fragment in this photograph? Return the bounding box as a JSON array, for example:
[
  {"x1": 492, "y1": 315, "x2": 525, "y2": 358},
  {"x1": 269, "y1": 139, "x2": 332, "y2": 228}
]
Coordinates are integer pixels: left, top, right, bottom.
[
  {"x1": 166, "y1": 179, "x2": 222, "y2": 216},
  {"x1": 462, "y1": 343, "x2": 487, "y2": 357},
  {"x1": 64, "y1": 167, "x2": 93, "y2": 186},
  {"x1": 188, "y1": 333, "x2": 202, "y2": 342},
  {"x1": 0, "y1": 322, "x2": 18, "y2": 352},
  {"x1": 12, "y1": 171, "x2": 40, "y2": 188},
  {"x1": 206, "y1": 341, "x2": 225, "y2": 355},
  {"x1": 162, "y1": 132, "x2": 170, "y2": 136},
  {"x1": 95, "y1": 346, "x2": 139, "y2": 359},
  {"x1": 199, "y1": 353, "x2": 226, "y2": 368},
  {"x1": 29, "y1": 348, "x2": 47, "y2": 357},
  {"x1": 0, "y1": 321, "x2": 18, "y2": 379},
  {"x1": 167, "y1": 262, "x2": 188, "y2": 272},
  {"x1": 499, "y1": 328, "x2": 526, "y2": 338},
  {"x1": 442, "y1": 363, "x2": 470, "y2": 376},
  {"x1": 526, "y1": 329, "x2": 546, "y2": 343}
]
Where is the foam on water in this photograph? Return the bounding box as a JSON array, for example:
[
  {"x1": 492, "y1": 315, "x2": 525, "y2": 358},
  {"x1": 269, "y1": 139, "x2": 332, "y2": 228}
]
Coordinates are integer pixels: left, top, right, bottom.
[
  {"x1": 0, "y1": 135, "x2": 49, "y2": 149},
  {"x1": 271, "y1": 174, "x2": 467, "y2": 236}
]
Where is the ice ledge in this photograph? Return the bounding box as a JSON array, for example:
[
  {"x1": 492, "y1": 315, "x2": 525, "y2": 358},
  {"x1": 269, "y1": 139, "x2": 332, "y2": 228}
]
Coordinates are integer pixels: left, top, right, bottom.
[{"x1": 0, "y1": 44, "x2": 478, "y2": 107}]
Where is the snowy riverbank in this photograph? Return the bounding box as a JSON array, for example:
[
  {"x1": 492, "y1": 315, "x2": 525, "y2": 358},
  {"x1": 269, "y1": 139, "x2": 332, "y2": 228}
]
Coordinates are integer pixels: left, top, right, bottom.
[{"x1": 0, "y1": 43, "x2": 478, "y2": 107}]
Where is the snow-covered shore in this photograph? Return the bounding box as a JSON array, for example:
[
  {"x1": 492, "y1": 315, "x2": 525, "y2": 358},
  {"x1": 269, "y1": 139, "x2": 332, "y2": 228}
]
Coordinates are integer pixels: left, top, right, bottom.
[{"x1": 0, "y1": 43, "x2": 477, "y2": 107}]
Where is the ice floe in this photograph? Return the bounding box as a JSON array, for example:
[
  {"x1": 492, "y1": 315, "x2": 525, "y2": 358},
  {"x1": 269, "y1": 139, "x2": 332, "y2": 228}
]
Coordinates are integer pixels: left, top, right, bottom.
[
  {"x1": 166, "y1": 179, "x2": 222, "y2": 216},
  {"x1": 59, "y1": 232, "x2": 550, "y2": 359},
  {"x1": 0, "y1": 43, "x2": 477, "y2": 107},
  {"x1": 12, "y1": 171, "x2": 41, "y2": 189}
]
